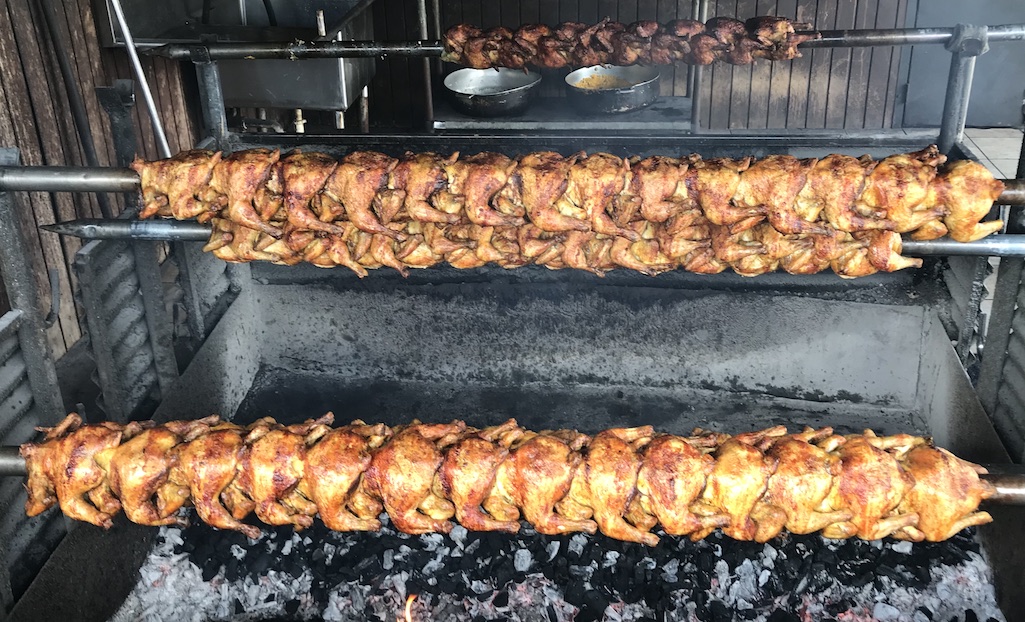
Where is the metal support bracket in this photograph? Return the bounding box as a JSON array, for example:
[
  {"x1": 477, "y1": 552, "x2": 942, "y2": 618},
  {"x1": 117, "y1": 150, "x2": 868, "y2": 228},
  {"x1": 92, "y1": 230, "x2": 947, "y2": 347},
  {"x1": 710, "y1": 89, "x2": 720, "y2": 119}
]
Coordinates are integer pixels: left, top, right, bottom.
[
  {"x1": 938, "y1": 24, "x2": 990, "y2": 154},
  {"x1": 193, "y1": 60, "x2": 229, "y2": 149}
]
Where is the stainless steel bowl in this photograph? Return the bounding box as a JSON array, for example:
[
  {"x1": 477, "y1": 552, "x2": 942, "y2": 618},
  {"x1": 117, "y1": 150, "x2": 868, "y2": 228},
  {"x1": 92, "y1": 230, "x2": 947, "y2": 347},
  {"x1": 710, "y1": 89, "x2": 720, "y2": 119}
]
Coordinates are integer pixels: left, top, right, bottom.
[
  {"x1": 444, "y1": 68, "x2": 542, "y2": 117},
  {"x1": 565, "y1": 65, "x2": 661, "y2": 114}
]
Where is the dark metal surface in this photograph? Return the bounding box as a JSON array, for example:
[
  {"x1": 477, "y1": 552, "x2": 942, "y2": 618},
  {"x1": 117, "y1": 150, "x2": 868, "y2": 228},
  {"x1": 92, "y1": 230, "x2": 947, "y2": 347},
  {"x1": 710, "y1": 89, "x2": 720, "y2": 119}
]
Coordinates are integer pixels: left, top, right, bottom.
[
  {"x1": 937, "y1": 25, "x2": 988, "y2": 154},
  {"x1": 565, "y1": 65, "x2": 662, "y2": 115},
  {"x1": 194, "y1": 61, "x2": 229, "y2": 149},
  {"x1": 902, "y1": 236, "x2": 1025, "y2": 257},
  {"x1": 109, "y1": 0, "x2": 170, "y2": 158},
  {"x1": 443, "y1": 68, "x2": 541, "y2": 117},
  {"x1": 0, "y1": 447, "x2": 25, "y2": 477},
  {"x1": 0, "y1": 167, "x2": 139, "y2": 193}
]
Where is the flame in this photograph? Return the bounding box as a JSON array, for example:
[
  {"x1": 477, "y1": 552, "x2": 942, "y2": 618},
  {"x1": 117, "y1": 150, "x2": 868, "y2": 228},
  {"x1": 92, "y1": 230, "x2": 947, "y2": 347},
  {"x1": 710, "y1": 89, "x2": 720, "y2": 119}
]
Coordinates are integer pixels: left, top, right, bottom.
[{"x1": 401, "y1": 594, "x2": 416, "y2": 622}]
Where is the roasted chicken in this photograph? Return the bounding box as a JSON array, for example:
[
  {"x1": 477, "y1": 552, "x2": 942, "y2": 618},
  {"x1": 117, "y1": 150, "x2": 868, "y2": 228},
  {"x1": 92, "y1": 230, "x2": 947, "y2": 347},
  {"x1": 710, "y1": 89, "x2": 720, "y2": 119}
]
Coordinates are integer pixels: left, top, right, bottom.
[
  {"x1": 440, "y1": 17, "x2": 818, "y2": 69},
  {"x1": 21, "y1": 415, "x2": 997, "y2": 545},
  {"x1": 133, "y1": 147, "x2": 1005, "y2": 278}
]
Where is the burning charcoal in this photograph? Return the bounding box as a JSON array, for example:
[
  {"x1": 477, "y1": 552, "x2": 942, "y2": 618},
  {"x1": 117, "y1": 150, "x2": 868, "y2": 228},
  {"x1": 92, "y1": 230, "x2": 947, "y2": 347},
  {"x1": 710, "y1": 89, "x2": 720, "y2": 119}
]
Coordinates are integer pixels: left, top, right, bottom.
[{"x1": 201, "y1": 558, "x2": 221, "y2": 582}]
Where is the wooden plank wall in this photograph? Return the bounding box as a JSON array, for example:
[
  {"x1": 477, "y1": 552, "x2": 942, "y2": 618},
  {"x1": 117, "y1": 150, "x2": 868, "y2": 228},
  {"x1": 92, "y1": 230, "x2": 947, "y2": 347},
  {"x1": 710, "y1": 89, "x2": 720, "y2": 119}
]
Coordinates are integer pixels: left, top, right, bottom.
[
  {"x1": 0, "y1": 0, "x2": 197, "y2": 358},
  {"x1": 698, "y1": 0, "x2": 908, "y2": 129}
]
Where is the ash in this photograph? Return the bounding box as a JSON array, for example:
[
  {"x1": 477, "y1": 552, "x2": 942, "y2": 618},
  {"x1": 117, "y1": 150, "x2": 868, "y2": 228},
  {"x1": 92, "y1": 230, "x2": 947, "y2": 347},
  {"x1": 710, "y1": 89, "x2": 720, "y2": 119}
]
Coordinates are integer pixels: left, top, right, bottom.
[{"x1": 111, "y1": 514, "x2": 1004, "y2": 622}]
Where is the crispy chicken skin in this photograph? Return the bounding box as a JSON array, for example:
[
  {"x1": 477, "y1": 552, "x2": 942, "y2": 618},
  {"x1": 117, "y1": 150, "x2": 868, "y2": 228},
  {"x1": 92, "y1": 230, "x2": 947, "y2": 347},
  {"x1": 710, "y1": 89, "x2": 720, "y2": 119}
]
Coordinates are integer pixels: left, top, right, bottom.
[
  {"x1": 361, "y1": 421, "x2": 465, "y2": 534},
  {"x1": 23, "y1": 418, "x2": 996, "y2": 543}
]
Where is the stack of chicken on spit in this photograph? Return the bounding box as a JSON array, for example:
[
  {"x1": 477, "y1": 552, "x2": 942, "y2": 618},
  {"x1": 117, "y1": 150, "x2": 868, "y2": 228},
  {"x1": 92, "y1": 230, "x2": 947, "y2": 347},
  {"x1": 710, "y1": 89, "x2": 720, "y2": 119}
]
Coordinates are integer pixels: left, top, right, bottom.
[
  {"x1": 131, "y1": 145, "x2": 1005, "y2": 278},
  {"x1": 22, "y1": 413, "x2": 994, "y2": 544},
  {"x1": 442, "y1": 17, "x2": 820, "y2": 69}
]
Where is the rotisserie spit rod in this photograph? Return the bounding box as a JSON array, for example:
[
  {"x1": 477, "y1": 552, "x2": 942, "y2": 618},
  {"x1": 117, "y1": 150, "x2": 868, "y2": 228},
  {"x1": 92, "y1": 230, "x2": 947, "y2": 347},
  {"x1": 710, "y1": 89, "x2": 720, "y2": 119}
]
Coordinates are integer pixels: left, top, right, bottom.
[
  {"x1": 37, "y1": 221, "x2": 1025, "y2": 259},
  {"x1": 9, "y1": 414, "x2": 1017, "y2": 545}
]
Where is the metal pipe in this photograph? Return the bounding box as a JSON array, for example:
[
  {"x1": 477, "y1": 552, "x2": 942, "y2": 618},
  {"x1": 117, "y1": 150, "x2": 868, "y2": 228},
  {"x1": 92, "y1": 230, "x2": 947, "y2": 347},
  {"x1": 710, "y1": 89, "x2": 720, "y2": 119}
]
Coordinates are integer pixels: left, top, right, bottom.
[
  {"x1": 1, "y1": 165, "x2": 1022, "y2": 202},
  {"x1": 901, "y1": 235, "x2": 1025, "y2": 257},
  {"x1": 801, "y1": 24, "x2": 1025, "y2": 48},
  {"x1": 982, "y1": 471, "x2": 1025, "y2": 505},
  {"x1": 109, "y1": 0, "x2": 171, "y2": 158},
  {"x1": 149, "y1": 40, "x2": 444, "y2": 61},
  {"x1": 40, "y1": 220, "x2": 211, "y2": 241},
  {"x1": 0, "y1": 167, "x2": 140, "y2": 192},
  {"x1": 0, "y1": 447, "x2": 24, "y2": 477},
  {"x1": 0, "y1": 449, "x2": 1017, "y2": 505},
  {"x1": 145, "y1": 24, "x2": 1025, "y2": 61},
  {"x1": 938, "y1": 50, "x2": 978, "y2": 154},
  {"x1": 417, "y1": 0, "x2": 434, "y2": 131}
]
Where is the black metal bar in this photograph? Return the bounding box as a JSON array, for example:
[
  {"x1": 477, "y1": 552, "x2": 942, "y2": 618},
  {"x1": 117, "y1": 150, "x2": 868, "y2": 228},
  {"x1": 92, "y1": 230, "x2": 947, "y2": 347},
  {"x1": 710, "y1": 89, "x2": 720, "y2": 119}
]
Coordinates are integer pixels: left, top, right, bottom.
[
  {"x1": 149, "y1": 40, "x2": 444, "y2": 61},
  {"x1": 0, "y1": 446, "x2": 25, "y2": 476},
  {"x1": 194, "y1": 61, "x2": 229, "y2": 149},
  {"x1": 902, "y1": 236, "x2": 1025, "y2": 257},
  {"x1": 417, "y1": 0, "x2": 433, "y2": 131}
]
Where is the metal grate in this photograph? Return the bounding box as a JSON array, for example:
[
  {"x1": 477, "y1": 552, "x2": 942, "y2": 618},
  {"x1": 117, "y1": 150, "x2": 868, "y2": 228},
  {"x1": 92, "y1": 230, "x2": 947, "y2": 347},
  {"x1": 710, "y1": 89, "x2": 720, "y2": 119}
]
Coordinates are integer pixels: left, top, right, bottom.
[{"x1": 978, "y1": 258, "x2": 1025, "y2": 460}]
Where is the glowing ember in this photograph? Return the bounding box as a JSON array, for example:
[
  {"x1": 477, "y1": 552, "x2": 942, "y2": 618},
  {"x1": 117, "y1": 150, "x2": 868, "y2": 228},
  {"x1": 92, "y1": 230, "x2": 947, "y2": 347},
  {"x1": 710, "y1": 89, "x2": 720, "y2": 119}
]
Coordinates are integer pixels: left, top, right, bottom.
[{"x1": 402, "y1": 594, "x2": 416, "y2": 622}]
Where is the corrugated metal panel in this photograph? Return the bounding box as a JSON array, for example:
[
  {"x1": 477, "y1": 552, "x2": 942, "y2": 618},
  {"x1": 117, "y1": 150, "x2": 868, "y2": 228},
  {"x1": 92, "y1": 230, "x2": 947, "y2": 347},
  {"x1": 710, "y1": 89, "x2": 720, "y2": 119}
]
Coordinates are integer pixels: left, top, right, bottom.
[
  {"x1": 0, "y1": 310, "x2": 67, "y2": 608},
  {"x1": 75, "y1": 239, "x2": 177, "y2": 422}
]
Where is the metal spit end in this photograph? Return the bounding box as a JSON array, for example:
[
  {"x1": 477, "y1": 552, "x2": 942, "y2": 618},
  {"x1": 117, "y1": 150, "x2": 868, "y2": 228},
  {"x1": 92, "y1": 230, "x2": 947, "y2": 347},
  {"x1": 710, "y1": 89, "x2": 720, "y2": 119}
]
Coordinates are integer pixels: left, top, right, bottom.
[{"x1": 39, "y1": 221, "x2": 98, "y2": 239}]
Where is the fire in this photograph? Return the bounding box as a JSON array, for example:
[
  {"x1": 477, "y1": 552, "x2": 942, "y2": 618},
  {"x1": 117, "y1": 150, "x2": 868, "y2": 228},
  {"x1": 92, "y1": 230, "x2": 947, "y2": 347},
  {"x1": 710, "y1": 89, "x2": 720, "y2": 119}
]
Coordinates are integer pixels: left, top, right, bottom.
[{"x1": 401, "y1": 594, "x2": 416, "y2": 622}]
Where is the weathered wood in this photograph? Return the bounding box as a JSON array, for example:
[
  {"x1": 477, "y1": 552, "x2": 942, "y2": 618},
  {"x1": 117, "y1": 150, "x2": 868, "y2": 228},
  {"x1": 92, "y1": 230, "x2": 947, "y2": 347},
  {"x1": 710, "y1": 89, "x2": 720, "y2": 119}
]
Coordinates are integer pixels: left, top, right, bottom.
[
  {"x1": 824, "y1": 0, "x2": 856, "y2": 128},
  {"x1": 766, "y1": 0, "x2": 795, "y2": 128},
  {"x1": 843, "y1": 0, "x2": 872, "y2": 129},
  {"x1": 804, "y1": 0, "x2": 835, "y2": 128},
  {"x1": 882, "y1": 0, "x2": 908, "y2": 128},
  {"x1": 3, "y1": 0, "x2": 82, "y2": 350},
  {"x1": 864, "y1": 0, "x2": 899, "y2": 128}
]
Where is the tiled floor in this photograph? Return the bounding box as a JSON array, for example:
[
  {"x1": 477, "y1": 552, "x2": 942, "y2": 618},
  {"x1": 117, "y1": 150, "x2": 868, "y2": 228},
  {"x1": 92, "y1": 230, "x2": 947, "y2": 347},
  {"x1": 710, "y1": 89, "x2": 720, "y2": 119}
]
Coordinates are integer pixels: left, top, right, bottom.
[{"x1": 963, "y1": 127, "x2": 1023, "y2": 178}]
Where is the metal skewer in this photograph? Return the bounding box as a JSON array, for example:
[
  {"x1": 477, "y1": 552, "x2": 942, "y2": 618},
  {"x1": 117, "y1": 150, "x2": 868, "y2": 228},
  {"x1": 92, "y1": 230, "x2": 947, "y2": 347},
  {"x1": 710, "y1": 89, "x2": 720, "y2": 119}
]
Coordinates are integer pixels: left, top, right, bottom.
[
  {"x1": 0, "y1": 443, "x2": 1019, "y2": 504},
  {"x1": 143, "y1": 24, "x2": 1025, "y2": 61},
  {"x1": 37, "y1": 220, "x2": 1025, "y2": 258}
]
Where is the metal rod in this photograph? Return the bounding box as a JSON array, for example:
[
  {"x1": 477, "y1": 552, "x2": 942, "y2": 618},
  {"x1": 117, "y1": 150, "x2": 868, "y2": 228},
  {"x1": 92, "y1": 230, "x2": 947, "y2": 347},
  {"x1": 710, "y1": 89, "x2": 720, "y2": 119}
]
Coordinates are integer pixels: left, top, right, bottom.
[
  {"x1": 149, "y1": 40, "x2": 444, "y2": 61},
  {"x1": 901, "y1": 235, "x2": 1025, "y2": 257},
  {"x1": 981, "y1": 471, "x2": 1025, "y2": 505},
  {"x1": 145, "y1": 24, "x2": 1025, "y2": 61},
  {"x1": 938, "y1": 52, "x2": 978, "y2": 154},
  {"x1": 0, "y1": 166, "x2": 140, "y2": 192},
  {"x1": 417, "y1": 0, "x2": 434, "y2": 131},
  {"x1": 0, "y1": 448, "x2": 1018, "y2": 505},
  {"x1": 0, "y1": 447, "x2": 24, "y2": 477},
  {"x1": 109, "y1": 0, "x2": 171, "y2": 158},
  {"x1": 801, "y1": 24, "x2": 1025, "y2": 48},
  {"x1": 40, "y1": 220, "x2": 211, "y2": 241},
  {"x1": 2, "y1": 166, "x2": 1024, "y2": 204}
]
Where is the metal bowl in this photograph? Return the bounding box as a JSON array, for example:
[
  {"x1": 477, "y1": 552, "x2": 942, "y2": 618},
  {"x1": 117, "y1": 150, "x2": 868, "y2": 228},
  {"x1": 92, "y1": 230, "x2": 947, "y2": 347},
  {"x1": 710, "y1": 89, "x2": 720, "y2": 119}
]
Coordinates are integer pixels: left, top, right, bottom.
[
  {"x1": 444, "y1": 68, "x2": 542, "y2": 117},
  {"x1": 565, "y1": 65, "x2": 661, "y2": 114}
]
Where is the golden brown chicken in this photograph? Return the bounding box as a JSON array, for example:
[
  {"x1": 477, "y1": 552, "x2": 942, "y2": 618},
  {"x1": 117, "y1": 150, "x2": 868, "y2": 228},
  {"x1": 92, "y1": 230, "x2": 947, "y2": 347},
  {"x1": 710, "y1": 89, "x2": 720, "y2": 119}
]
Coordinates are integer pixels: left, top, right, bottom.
[
  {"x1": 858, "y1": 146, "x2": 947, "y2": 235},
  {"x1": 734, "y1": 155, "x2": 828, "y2": 235},
  {"x1": 936, "y1": 160, "x2": 1005, "y2": 242},
  {"x1": 694, "y1": 427, "x2": 786, "y2": 541},
  {"x1": 94, "y1": 416, "x2": 219, "y2": 526},
  {"x1": 382, "y1": 152, "x2": 462, "y2": 224},
  {"x1": 820, "y1": 431, "x2": 923, "y2": 540},
  {"x1": 896, "y1": 445, "x2": 994, "y2": 541},
  {"x1": 298, "y1": 420, "x2": 390, "y2": 531},
  {"x1": 564, "y1": 153, "x2": 635, "y2": 237},
  {"x1": 437, "y1": 152, "x2": 523, "y2": 227},
  {"x1": 200, "y1": 149, "x2": 284, "y2": 238},
  {"x1": 488, "y1": 430, "x2": 597, "y2": 536},
  {"x1": 21, "y1": 414, "x2": 130, "y2": 528},
  {"x1": 281, "y1": 151, "x2": 344, "y2": 235},
  {"x1": 439, "y1": 419, "x2": 524, "y2": 533},
  {"x1": 797, "y1": 154, "x2": 894, "y2": 232},
  {"x1": 689, "y1": 156, "x2": 760, "y2": 231},
  {"x1": 360, "y1": 421, "x2": 465, "y2": 534},
  {"x1": 634, "y1": 434, "x2": 730, "y2": 537},
  {"x1": 321, "y1": 151, "x2": 401, "y2": 239},
  {"x1": 513, "y1": 152, "x2": 590, "y2": 232},
  {"x1": 133, "y1": 150, "x2": 222, "y2": 220},
  {"x1": 753, "y1": 428, "x2": 851, "y2": 541},
  {"x1": 161, "y1": 420, "x2": 261, "y2": 539}
]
